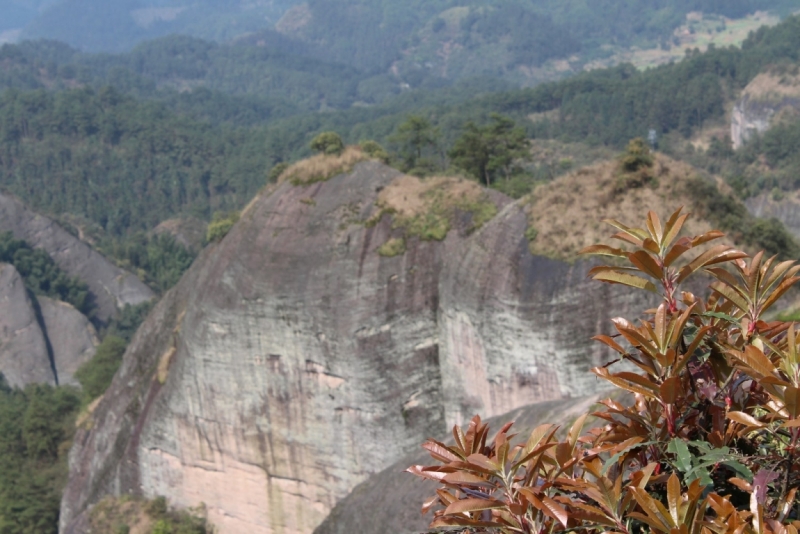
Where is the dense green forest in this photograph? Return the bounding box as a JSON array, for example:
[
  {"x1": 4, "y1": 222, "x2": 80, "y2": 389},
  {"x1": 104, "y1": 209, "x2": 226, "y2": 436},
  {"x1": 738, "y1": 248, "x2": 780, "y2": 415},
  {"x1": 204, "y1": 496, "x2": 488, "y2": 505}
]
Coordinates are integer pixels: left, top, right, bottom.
[
  {"x1": 2, "y1": 15, "x2": 800, "y2": 257},
  {"x1": 0, "y1": 377, "x2": 80, "y2": 534}
]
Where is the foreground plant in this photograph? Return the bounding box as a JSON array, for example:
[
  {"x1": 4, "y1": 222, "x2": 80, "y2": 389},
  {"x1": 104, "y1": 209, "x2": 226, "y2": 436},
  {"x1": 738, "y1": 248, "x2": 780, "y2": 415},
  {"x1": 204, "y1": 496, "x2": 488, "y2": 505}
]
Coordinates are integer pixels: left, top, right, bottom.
[{"x1": 408, "y1": 207, "x2": 800, "y2": 533}]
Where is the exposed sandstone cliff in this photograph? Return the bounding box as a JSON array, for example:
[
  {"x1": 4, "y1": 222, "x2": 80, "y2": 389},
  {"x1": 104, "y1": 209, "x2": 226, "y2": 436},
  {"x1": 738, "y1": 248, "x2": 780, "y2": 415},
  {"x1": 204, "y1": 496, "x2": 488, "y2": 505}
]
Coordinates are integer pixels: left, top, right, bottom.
[
  {"x1": 0, "y1": 264, "x2": 100, "y2": 387},
  {"x1": 0, "y1": 263, "x2": 53, "y2": 386},
  {"x1": 61, "y1": 159, "x2": 712, "y2": 533},
  {"x1": 0, "y1": 192, "x2": 155, "y2": 322},
  {"x1": 746, "y1": 191, "x2": 800, "y2": 241},
  {"x1": 39, "y1": 296, "x2": 99, "y2": 387},
  {"x1": 153, "y1": 217, "x2": 207, "y2": 251}
]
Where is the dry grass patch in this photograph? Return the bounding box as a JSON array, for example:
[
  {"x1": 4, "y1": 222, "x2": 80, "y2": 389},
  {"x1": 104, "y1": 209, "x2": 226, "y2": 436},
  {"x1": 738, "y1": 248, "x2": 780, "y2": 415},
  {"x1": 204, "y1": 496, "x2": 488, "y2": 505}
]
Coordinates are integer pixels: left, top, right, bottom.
[
  {"x1": 526, "y1": 154, "x2": 734, "y2": 260},
  {"x1": 741, "y1": 67, "x2": 800, "y2": 104},
  {"x1": 372, "y1": 175, "x2": 498, "y2": 243},
  {"x1": 278, "y1": 146, "x2": 368, "y2": 186}
]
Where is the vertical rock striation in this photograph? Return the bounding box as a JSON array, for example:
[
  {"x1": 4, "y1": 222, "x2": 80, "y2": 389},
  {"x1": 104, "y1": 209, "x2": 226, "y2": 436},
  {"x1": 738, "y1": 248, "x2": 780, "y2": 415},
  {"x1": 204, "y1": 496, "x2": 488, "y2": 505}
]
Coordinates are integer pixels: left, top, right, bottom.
[{"x1": 39, "y1": 296, "x2": 99, "y2": 386}]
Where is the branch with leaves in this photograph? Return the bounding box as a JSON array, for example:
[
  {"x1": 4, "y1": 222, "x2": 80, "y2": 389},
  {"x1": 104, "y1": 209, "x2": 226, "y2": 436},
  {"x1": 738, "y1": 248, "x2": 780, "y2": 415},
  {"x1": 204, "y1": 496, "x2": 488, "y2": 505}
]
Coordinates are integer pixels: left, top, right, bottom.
[{"x1": 408, "y1": 207, "x2": 800, "y2": 534}]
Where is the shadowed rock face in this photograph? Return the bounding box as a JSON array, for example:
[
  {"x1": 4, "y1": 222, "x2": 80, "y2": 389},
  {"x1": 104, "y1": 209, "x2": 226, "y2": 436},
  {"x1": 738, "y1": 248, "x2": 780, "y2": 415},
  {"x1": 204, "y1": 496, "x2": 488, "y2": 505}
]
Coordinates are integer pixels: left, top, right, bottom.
[
  {"x1": 0, "y1": 192, "x2": 155, "y2": 323},
  {"x1": 39, "y1": 297, "x2": 99, "y2": 386},
  {"x1": 60, "y1": 161, "x2": 656, "y2": 534}
]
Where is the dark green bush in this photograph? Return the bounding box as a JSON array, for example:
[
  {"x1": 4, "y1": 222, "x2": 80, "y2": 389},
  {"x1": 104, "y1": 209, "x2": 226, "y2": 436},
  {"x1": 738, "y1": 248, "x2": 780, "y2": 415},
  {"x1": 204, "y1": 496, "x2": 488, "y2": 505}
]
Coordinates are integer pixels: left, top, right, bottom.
[
  {"x1": 310, "y1": 131, "x2": 345, "y2": 156},
  {"x1": 0, "y1": 377, "x2": 81, "y2": 534},
  {"x1": 206, "y1": 211, "x2": 240, "y2": 243},
  {"x1": 74, "y1": 335, "x2": 127, "y2": 402}
]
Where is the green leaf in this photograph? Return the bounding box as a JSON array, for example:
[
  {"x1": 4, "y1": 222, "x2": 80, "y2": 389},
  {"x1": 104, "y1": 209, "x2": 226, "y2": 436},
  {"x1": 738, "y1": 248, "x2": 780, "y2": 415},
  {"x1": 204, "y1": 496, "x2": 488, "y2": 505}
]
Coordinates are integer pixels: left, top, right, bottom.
[
  {"x1": 667, "y1": 438, "x2": 692, "y2": 473},
  {"x1": 722, "y1": 460, "x2": 754, "y2": 482},
  {"x1": 700, "y1": 311, "x2": 739, "y2": 323},
  {"x1": 591, "y1": 270, "x2": 658, "y2": 293}
]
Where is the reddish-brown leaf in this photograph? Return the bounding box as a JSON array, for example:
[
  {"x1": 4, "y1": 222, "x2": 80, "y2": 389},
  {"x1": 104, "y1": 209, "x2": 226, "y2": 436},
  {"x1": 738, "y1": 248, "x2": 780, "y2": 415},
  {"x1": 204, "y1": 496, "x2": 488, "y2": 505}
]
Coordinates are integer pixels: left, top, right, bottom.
[
  {"x1": 660, "y1": 376, "x2": 681, "y2": 404},
  {"x1": 592, "y1": 270, "x2": 659, "y2": 293},
  {"x1": 442, "y1": 471, "x2": 495, "y2": 487},
  {"x1": 422, "y1": 440, "x2": 463, "y2": 463},
  {"x1": 444, "y1": 498, "x2": 506, "y2": 515},
  {"x1": 785, "y1": 386, "x2": 800, "y2": 419},
  {"x1": 579, "y1": 244, "x2": 628, "y2": 258},
  {"x1": 727, "y1": 411, "x2": 766, "y2": 428}
]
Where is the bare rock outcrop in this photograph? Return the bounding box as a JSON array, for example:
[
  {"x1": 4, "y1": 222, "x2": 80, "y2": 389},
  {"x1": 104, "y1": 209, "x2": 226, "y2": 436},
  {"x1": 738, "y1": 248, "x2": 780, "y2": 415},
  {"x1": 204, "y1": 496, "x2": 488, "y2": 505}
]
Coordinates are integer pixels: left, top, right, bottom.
[
  {"x1": 153, "y1": 217, "x2": 207, "y2": 250},
  {"x1": 0, "y1": 193, "x2": 155, "y2": 322},
  {"x1": 0, "y1": 263, "x2": 53, "y2": 386},
  {"x1": 745, "y1": 192, "x2": 800, "y2": 240},
  {"x1": 39, "y1": 297, "x2": 99, "y2": 386},
  {"x1": 59, "y1": 161, "x2": 672, "y2": 533},
  {"x1": 731, "y1": 70, "x2": 800, "y2": 149}
]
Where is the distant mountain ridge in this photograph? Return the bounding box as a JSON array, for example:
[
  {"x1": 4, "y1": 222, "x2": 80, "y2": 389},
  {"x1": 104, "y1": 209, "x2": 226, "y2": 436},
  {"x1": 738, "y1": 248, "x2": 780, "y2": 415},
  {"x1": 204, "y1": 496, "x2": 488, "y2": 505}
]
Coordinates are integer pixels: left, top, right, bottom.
[{"x1": 4, "y1": 0, "x2": 800, "y2": 87}]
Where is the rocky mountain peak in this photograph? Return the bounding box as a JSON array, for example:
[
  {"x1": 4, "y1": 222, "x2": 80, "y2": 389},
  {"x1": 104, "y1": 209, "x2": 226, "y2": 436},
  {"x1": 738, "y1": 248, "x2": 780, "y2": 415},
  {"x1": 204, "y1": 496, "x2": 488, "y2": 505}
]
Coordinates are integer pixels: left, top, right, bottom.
[{"x1": 60, "y1": 156, "x2": 746, "y2": 533}]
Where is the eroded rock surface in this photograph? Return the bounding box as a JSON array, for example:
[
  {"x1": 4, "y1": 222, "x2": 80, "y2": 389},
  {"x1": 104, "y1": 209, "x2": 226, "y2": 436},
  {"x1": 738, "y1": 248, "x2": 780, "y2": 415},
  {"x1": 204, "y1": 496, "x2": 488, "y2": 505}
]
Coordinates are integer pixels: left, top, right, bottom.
[
  {"x1": 39, "y1": 297, "x2": 99, "y2": 386},
  {"x1": 0, "y1": 193, "x2": 155, "y2": 322},
  {"x1": 61, "y1": 161, "x2": 658, "y2": 534},
  {"x1": 0, "y1": 263, "x2": 52, "y2": 386},
  {"x1": 153, "y1": 217, "x2": 207, "y2": 250}
]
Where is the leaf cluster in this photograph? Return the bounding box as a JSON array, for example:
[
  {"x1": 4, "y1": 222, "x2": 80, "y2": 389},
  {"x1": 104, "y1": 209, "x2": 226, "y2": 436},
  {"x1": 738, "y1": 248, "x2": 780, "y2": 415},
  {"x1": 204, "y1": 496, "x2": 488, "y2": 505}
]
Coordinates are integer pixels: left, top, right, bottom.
[{"x1": 409, "y1": 207, "x2": 800, "y2": 534}]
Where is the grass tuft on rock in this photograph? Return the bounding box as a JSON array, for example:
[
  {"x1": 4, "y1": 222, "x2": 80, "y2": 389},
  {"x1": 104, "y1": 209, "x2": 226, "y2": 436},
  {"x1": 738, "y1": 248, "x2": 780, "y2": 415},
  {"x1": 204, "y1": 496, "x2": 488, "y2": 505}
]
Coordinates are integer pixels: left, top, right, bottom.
[
  {"x1": 377, "y1": 237, "x2": 406, "y2": 257},
  {"x1": 278, "y1": 147, "x2": 368, "y2": 186},
  {"x1": 371, "y1": 175, "x2": 498, "y2": 244}
]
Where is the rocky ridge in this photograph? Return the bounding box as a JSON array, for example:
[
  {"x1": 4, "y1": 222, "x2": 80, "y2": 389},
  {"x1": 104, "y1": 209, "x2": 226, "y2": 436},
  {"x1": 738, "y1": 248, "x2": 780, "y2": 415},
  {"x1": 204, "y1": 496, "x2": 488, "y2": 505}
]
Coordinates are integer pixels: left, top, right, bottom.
[
  {"x1": 61, "y1": 158, "x2": 724, "y2": 533},
  {"x1": 0, "y1": 192, "x2": 155, "y2": 323},
  {"x1": 0, "y1": 192, "x2": 155, "y2": 386}
]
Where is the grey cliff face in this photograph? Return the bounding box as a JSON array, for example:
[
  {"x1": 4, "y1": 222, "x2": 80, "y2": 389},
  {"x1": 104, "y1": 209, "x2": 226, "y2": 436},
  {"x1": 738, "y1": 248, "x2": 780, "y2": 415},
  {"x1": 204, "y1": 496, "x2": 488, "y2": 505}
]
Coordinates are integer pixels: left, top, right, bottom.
[
  {"x1": 61, "y1": 162, "x2": 654, "y2": 534},
  {"x1": 731, "y1": 96, "x2": 778, "y2": 149},
  {"x1": 0, "y1": 265, "x2": 100, "y2": 387},
  {"x1": 730, "y1": 71, "x2": 800, "y2": 150},
  {"x1": 0, "y1": 263, "x2": 53, "y2": 386},
  {"x1": 0, "y1": 193, "x2": 155, "y2": 322},
  {"x1": 746, "y1": 193, "x2": 800, "y2": 240}
]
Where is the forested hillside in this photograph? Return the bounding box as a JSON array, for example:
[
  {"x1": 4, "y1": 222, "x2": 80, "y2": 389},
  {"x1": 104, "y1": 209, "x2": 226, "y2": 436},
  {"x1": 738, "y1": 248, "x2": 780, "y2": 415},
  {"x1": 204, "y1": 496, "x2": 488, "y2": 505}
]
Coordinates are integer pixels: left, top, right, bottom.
[{"x1": 4, "y1": 15, "x2": 800, "y2": 246}]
